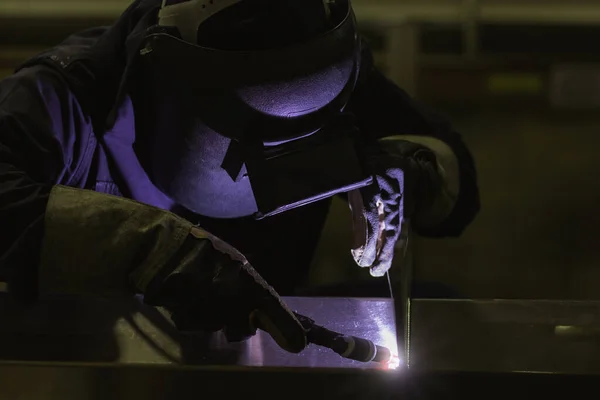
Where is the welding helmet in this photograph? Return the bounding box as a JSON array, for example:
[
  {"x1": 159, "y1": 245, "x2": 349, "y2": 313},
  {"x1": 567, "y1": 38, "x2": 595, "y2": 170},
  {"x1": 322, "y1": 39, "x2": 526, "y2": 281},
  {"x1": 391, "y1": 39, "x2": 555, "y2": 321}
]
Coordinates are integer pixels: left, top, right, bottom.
[{"x1": 136, "y1": 0, "x2": 372, "y2": 219}]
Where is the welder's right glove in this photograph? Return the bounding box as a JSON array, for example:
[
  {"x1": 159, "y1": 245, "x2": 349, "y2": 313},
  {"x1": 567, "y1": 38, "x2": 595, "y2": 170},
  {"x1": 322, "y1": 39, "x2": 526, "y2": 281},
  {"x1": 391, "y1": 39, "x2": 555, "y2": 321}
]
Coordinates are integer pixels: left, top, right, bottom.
[
  {"x1": 142, "y1": 227, "x2": 308, "y2": 353},
  {"x1": 37, "y1": 186, "x2": 307, "y2": 354}
]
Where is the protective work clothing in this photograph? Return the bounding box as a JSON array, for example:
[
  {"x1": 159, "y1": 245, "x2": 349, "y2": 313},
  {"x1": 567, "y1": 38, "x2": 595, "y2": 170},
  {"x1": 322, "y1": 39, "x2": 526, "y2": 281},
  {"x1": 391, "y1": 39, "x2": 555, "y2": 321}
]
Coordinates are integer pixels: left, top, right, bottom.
[
  {"x1": 0, "y1": 0, "x2": 480, "y2": 354},
  {"x1": 41, "y1": 186, "x2": 306, "y2": 353}
]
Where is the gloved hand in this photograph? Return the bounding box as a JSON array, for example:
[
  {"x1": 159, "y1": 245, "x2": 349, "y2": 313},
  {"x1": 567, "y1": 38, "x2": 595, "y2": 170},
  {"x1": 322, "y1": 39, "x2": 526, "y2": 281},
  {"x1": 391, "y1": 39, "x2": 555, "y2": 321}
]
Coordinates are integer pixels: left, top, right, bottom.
[
  {"x1": 348, "y1": 139, "x2": 444, "y2": 277},
  {"x1": 36, "y1": 186, "x2": 305, "y2": 353},
  {"x1": 143, "y1": 227, "x2": 307, "y2": 354}
]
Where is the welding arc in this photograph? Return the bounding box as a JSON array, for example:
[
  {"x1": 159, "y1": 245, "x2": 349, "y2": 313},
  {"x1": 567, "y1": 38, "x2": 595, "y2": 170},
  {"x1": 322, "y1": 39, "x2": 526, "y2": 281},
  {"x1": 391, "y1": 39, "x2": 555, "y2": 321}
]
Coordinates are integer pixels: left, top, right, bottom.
[{"x1": 294, "y1": 313, "x2": 393, "y2": 363}]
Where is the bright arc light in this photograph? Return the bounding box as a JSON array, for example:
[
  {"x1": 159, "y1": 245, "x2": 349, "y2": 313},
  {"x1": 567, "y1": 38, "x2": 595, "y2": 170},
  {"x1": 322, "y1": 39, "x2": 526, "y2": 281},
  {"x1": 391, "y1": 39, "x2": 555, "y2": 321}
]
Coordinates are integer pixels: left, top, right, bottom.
[{"x1": 385, "y1": 354, "x2": 402, "y2": 370}]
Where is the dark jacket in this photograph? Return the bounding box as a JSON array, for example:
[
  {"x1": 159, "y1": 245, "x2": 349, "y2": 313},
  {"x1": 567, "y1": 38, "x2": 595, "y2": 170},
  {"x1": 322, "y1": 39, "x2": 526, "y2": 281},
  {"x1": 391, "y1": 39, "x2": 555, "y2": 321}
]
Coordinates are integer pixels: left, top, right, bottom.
[{"x1": 0, "y1": 0, "x2": 479, "y2": 296}]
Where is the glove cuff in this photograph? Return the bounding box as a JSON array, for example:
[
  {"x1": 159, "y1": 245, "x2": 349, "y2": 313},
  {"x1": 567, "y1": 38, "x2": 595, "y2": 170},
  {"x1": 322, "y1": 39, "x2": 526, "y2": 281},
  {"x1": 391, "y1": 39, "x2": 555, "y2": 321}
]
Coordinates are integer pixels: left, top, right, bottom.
[{"x1": 39, "y1": 186, "x2": 192, "y2": 298}]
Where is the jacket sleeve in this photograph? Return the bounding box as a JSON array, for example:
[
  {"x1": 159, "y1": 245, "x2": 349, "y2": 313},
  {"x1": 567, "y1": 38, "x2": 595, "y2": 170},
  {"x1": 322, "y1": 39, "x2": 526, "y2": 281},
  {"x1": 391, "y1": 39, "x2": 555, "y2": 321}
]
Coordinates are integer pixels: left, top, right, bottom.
[
  {"x1": 347, "y1": 41, "x2": 480, "y2": 238},
  {"x1": 0, "y1": 66, "x2": 194, "y2": 302}
]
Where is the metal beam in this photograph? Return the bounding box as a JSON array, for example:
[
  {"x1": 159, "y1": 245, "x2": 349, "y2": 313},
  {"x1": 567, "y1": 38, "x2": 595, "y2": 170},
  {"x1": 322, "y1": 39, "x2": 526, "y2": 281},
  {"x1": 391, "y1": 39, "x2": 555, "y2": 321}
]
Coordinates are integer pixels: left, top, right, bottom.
[
  {"x1": 3, "y1": 0, "x2": 600, "y2": 25},
  {"x1": 410, "y1": 299, "x2": 600, "y2": 374}
]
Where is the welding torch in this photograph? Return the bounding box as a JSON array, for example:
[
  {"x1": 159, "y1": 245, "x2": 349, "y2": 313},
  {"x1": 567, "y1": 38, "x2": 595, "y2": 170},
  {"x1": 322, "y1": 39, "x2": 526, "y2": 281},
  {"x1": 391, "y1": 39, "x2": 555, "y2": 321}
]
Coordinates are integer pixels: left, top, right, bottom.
[{"x1": 293, "y1": 312, "x2": 397, "y2": 366}]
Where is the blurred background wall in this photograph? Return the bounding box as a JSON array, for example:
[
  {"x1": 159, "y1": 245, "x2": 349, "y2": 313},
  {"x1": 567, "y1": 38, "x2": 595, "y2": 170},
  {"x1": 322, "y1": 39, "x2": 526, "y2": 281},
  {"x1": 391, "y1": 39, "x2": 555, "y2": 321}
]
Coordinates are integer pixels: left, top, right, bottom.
[{"x1": 2, "y1": 0, "x2": 600, "y2": 300}]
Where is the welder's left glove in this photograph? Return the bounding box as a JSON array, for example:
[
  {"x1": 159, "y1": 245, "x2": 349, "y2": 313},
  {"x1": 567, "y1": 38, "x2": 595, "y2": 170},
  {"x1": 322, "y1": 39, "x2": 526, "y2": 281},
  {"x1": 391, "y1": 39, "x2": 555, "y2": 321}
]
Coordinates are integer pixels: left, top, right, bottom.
[{"x1": 349, "y1": 139, "x2": 455, "y2": 277}]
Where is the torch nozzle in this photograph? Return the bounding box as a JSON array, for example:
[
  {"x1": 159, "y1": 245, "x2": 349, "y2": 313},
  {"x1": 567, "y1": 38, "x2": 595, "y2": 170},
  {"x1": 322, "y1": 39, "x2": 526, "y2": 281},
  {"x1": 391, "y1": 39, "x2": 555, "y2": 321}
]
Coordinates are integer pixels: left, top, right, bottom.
[{"x1": 294, "y1": 312, "x2": 397, "y2": 366}]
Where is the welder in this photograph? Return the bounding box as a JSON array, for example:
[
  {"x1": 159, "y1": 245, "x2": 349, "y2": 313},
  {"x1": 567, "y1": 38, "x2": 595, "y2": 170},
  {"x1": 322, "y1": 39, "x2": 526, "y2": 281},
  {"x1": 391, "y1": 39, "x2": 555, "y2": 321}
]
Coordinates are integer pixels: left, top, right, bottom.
[{"x1": 0, "y1": 0, "x2": 479, "y2": 354}]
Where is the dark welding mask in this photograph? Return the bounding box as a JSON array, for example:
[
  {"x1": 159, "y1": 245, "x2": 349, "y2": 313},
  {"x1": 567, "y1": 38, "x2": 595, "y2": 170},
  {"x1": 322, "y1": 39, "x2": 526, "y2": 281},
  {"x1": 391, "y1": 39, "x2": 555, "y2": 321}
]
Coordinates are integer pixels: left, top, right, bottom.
[{"x1": 136, "y1": 0, "x2": 372, "y2": 219}]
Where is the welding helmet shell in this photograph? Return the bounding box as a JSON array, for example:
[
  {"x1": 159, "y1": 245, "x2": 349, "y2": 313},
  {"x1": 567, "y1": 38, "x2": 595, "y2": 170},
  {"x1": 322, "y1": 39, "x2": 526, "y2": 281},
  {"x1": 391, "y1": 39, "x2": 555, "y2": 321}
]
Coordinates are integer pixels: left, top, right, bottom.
[{"x1": 136, "y1": 0, "x2": 367, "y2": 219}]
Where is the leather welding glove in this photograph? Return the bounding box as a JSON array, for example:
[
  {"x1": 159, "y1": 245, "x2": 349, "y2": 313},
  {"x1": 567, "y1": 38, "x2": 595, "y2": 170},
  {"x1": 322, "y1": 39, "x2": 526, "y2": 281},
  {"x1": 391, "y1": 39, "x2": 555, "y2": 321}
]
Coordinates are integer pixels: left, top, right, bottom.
[
  {"x1": 348, "y1": 138, "x2": 456, "y2": 277},
  {"x1": 142, "y1": 228, "x2": 307, "y2": 351},
  {"x1": 38, "y1": 186, "x2": 307, "y2": 353}
]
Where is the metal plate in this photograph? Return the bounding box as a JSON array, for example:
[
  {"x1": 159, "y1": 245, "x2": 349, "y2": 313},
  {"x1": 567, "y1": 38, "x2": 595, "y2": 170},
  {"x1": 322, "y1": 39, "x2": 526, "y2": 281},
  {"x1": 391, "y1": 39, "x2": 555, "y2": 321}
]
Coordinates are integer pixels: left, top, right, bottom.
[
  {"x1": 410, "y1": 299, "x2": 600, "y2": 374},
  {"x1": 3, "y1": 295, "x2": 600, "y2": 398},
  {"x1": 0, "y1": 295, "x2": 397, "y2": 369}
]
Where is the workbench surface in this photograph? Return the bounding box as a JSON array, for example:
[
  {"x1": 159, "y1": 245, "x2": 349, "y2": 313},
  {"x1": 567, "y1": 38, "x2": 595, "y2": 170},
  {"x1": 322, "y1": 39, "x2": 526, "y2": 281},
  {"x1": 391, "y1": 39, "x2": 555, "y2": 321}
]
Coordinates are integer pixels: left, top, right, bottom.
[{"x1": 1, "y1": 294, "x2": 600, "y2": 399}]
